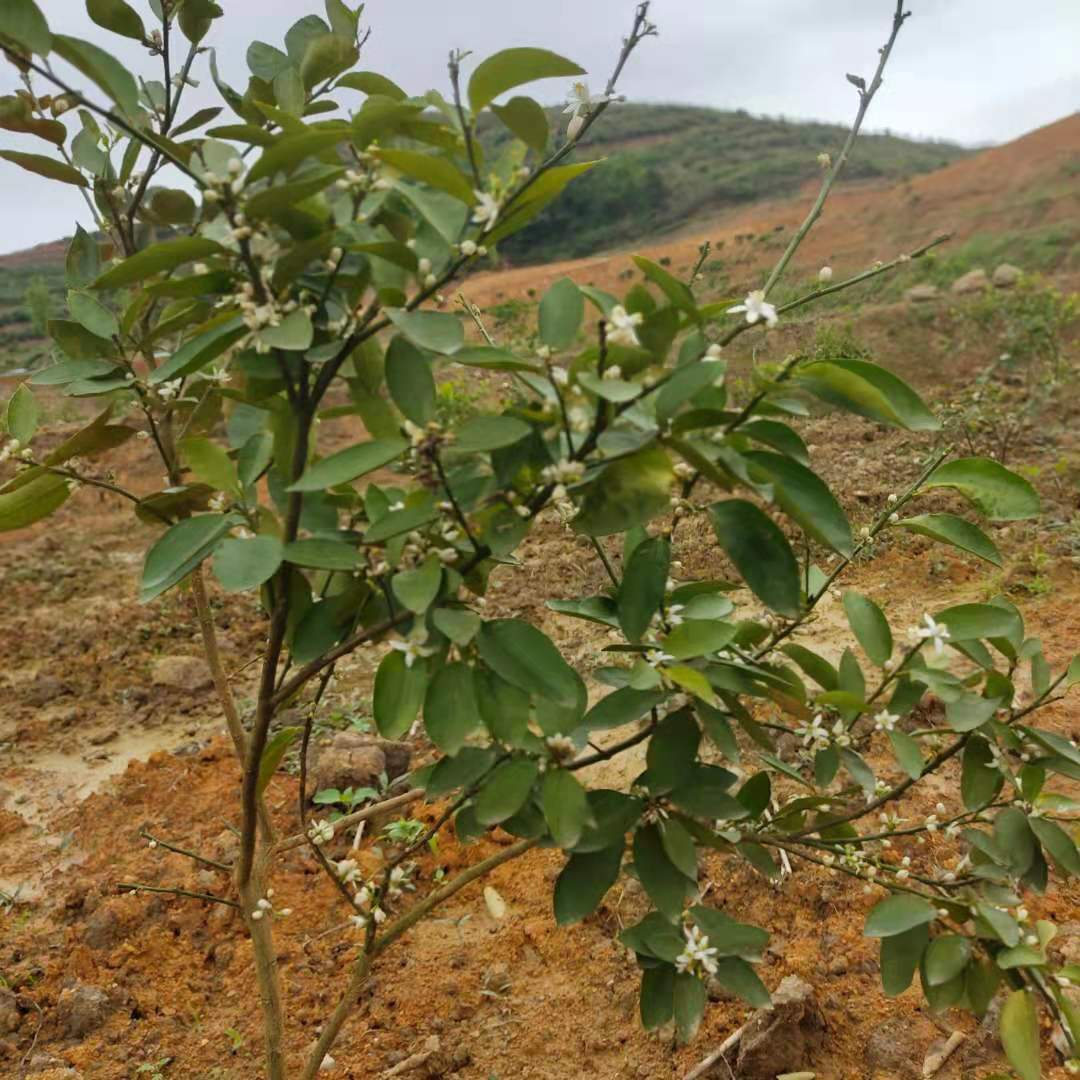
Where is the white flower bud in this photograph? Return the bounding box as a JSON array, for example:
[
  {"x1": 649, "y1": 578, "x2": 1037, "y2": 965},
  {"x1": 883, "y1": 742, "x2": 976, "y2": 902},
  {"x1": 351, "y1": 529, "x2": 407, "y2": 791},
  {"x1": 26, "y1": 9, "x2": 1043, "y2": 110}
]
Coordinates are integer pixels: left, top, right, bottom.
[{"x1": 818, "y1": 266, "x2": 833, "y2": 283}]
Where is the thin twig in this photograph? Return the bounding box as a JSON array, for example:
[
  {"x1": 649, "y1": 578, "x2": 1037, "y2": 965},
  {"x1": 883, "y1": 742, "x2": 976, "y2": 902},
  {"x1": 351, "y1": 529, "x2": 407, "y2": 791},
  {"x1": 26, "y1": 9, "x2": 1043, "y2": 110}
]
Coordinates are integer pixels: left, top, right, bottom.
[
  {"x1": 683, "y1": 1022, "x2": 747, "y2": 1080},
  {"x1": 140, "y1": 829, "x2": 231, "y2": 872},
  {"x1": 117, "y1": 882, "x2": 240, "y2": 908}
]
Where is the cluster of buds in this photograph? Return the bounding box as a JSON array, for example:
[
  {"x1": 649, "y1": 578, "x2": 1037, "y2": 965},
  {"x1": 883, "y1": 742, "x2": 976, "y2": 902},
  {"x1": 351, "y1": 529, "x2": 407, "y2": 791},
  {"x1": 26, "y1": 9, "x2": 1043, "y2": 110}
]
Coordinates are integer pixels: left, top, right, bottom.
[
  {"x1": 334, "y1": 167, "x2": 372, "y2": 195},
  {"x1": 250, "y1": 889, "x2": 291, "y2": 920},
  {"x1": 202, "y1": 159, "x2": 247, "y2": 203},
  {"x1": 540, "y1": 459, "x2": 584, "y2": 501},
  {"x1": 308, "y1": 819, "x2": 335, "y2": 846},
  {"x1": 650, "y1": 603, "x2": 685, "y2": 632},
  {"x1": 455, "y1": 239, "x2": 487, "y2": 258},
  {"x1": 0, "y1": 439, "x2": 31, "y2": 464},
  {"x1": 545, "y1": 734, "x2": 577, "y2": 764},
  {"x1": 349, "y1": 880, "x2": 387, "y2": 931}
]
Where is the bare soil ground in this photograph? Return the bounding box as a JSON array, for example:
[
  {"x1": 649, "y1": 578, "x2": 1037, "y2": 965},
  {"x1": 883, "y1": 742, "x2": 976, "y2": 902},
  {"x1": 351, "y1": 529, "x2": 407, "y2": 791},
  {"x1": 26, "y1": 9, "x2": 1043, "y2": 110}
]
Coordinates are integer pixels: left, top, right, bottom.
[{"x1": 1, "y1": 119, "x2": 1079, "y2": 1080}]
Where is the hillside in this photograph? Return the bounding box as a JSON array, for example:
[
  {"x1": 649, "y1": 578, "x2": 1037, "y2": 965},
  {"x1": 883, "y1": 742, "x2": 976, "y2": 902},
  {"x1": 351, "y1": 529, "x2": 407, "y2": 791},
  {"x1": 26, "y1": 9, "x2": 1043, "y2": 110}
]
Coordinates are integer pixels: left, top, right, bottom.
[
  {"x1": 467, "y1": 112, "x2": 1080, "y2": 309},
  {"x1": 492, "y1": 103, "x2": 968, "y2": 264}
]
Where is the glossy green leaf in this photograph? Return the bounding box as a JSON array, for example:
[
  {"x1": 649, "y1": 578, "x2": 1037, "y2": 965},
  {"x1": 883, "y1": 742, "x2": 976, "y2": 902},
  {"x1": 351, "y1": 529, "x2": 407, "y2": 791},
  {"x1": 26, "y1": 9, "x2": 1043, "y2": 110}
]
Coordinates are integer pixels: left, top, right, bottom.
[
  {"x1": 894, "y1": 513, "x2": 1001, "y2": 566},
  {"x1": 289, "y1": 438, "x2": 408, "y2": 491},
  {"x1": 879, "y1": 922, "x2": 929, "y2": 996},
  {"x1": 0, "y1": 150, "x2": 86, "y2": 187},
  {"x1": 283, "y1": 539, "x2": 362, "y2": 571},
  {"x1": 180, "y1": 436, "x2": 239, "y2": 494},
  {"x1": 673, "y1": 972, "x2": 706, "y2": 1044},
  {"x1": 539, "y1": 277, "x2": 584, "y2": 350},
  {"x1": 864, "y1": 894, "x2": 937, "y2": 937},
  {"x1": 140, "y1": 514, "x2": 231, "y2": 602},
  {"x1": 936, "y1": 602, "x2": 1022, "y2": 642},
  {"x1": 491, "y1": 95, "x2": 549, "y2": 153},
  {"x1": 468, "y1": 47, "x2": 584, "y2": 113},
  {"x1": 708, "y1": 499, "x2": 801, "y2": 618},
  {"x1": 151, "y1": 316, "x2": 246, "y2": 384},
  {"x1": 300, "y1": 32, "x2": 357, "y2": 89},
  {"x1": 618, "y1": 536, "x2": 669, "y2": 641},
  {"x1": 478, "y1": 618, "x2": 584, "y2": 708},
  {"x1": 842, "y1": 591, "x2": 892, "y2": 666},
  {"x1": 924, "y1": 935, "x2": 971, "y2": 986},
  {"x1": 256, "y1": 726, "x2": 301, "y2": 796},
  {"x1": 0, "y1": 472, "x2": 69, "y2": 532},
  {"x1": 386, "y1": 308, "x2": 464, "y2": 355},
  {"x1": 639, "y1": 966, "x2": 675, "y2": 1030},
  {"x1": 796, "y1": 357, "x2": 939, "y2": 431},
  {"x1": 4, "y1": 384, "x2": 39, "y2": 444},
  {"x1": 393, "y1": 555, "x2": 442, "y2": 613},
  {"x1": 373, "y1": 648, "x2": 426, "y2": 738},
  {"x1": 424, "y1": 662, "x2": 480, "y2": 754},
  {"x1": 454, "y1": 415, "x2": 531, "y2": 453},
  {"x1": 0, "y1": 0, "x2": 51, "y2": 56},
  {"x1": 212, "y1": 535, "x2": 283, "y2": 592},
  {"x1": 923, "y1": 457, "x2": 1040, "y2": 521},
  {"x1": 1000, "y1": 989, "x2": 1041, "y2": 1080},
  {"x1": 553, "y1": 842, "x2": 624, "y2": 925},
  {"x1": 375, "y1": 148, "x2": 474, "y2": 203},
  {"x1": 573, "y1": 446, "x2": 673, "y2": 538},
  {"x1": 258, "y1": 309, "x2": 313, "y2": 352},
  {"x1": 94, "y1": 237, "x2": 223, "y2": 290},
  {"x1": 87, "y1": 0, "x2": 145, "y2": 40},
  {"x1": 543, "y1": 768, "x2": 589, "y2": 849},
  {"x1": 52, "y1": 34, "x2": 140, "y2": 117},
  {"x1": 961, "y1": 737, "x2": 1003, "y2": 810},
  {"x1": 634, "y1": 823, "x2": 691, "y2": 920},
  {"x1": 475, "y1": 758, "x2": 539, "y2": 825},
  {"x1": 336, "y1": 71, "x2": 406, "y2": 99}
]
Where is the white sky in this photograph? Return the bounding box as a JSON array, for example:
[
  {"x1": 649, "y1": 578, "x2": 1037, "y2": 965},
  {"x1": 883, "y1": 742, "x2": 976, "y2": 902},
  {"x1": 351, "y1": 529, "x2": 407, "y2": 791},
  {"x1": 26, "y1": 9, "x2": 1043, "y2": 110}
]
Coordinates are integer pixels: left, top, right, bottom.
[{"x1": 1, "y1": 0, "x2": 1077, "y2": 255}]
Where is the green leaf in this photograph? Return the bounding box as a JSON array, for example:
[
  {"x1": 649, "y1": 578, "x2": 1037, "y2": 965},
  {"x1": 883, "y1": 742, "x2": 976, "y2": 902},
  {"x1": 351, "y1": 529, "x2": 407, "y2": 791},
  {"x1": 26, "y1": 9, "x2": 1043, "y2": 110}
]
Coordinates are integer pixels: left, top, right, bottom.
[
  {"x1": 746, "y1": 451, "x2": 853, "y2": 556},
  {"x1": 256, "y1": 726, "x2": 301, "y2": 797},
  {"x1": 864, "y1": 894, "x2": 937, "y2": 937},
  {"x1": 618, "y1": 536, "x2": 669, "y2": 641},
  {"x1": 336, "y1": 71, "x2": 406, "y2": 99},
  {"x1": 796, "y1": 358, "x2": 940, "y2": 431},
  {"x1": 140, "y1": 514, "x2": 231, "y2": 603},
  {"x1": 373, "y1": 649, "x2": 426, "y2": 738},
  {"x1": 708, "y1": 499, "x2": 801, "y2": 618},
  {"x1": 491, "y1": 95, "x2": 549, "y2": 153},
  {"x1": 244, "y1": 166, "x2": 345, "y2": 217},
  {"x1": 894, "y1": 513, "x2": 1001, "y2": 566},
  {"x1": 52, "y1": 34, "x2": 140, "y2": 117},
  {"x1": 646, "y1": 709, "x2": 701, "y2": 792},
  {"x1": 923, "y1": 457, "x2": 1040, "y2": 521},
  {"x1": 633, "y1": 255, "x2": 698, "y2": 315},
  {"x1": 180, "y1": 436, "x2": 239, "y2": 494},
  {"x1": 4, "y1": 384, "x2": 39, "y2": 444},
  {"x1": 283, "y1": 539, "x2": 361, "y2": 571},
  {"x1": 945, "y1": 693, "x2": 1000, "y2": 732},
  {"x1": 639, "y1": 966, "x2": 675, "y2": 1030},
  {"x1": 258, "y1": 309, "x2": 313, "y2": 352},
  {"x1": 66, "y1": 225, "x2": 101, "y2": 288},
  {"x1": 662, "y1": 621, "x2": 735, "y2": 661},
  {"x1": 94, "y1": 237, "x2": 223, "y2": 290},
  {"x1": 739, "y1": 419, "x2": 810, "y2": 465},
  {"x1": 468, "y1": 47, "x2": 585, "y2": 113},
  {"x1": 425, "y1": 746, "x2": 496, "y2": 798},
  {"x1": 924, "y1": 935, "x2": 971, "y2": 986},
  {"x1": 385, "y1": 335, "x2": 435, "y2": 425},
  {"x1": 1000, "y1": 989, "x2": 1041, "y2": 1080},
  {"x1": 654, "y1": 361, "x2": 726, "y2": 423},
  {"x1": 961, "y1": 737, "x2": 1003, "y2": 811},
  {"x1": 87, "y1": 0, "x2": 145, "y2": 40},
  {"x1": 888, "y1": 729, "x2": 925, "y2": 779},
  {"x1": 1028, "y1": 817, "x2": 1080, "y2": 875},
  {"x1": 553, "y1": 842, "x2": 624, "y2": 924},
  {"x1": 573, "y1": 446, "x2": 673, "y2": 538},
  {"x1": 634, "y1": 824, "x2": 691, "y2": 920},
  {"x1": 212, "y1": 535, "x2": 283, "y2": 592},
  {"x1": 0, "y1": 472, "x2": 69, "y2": 532},
  {"x1": 424, "y1": 662, "x2": 480, "y2": 754},
  {"x1": 936, "y1": 602, "x2": 1022, "y2": 642},
  {"x1": 584, "y1": 687, "x2": 668, "y2": 731},
  {"x1": 449, "y1": 345, "x2": 538, "y2": 373},
  {"x1": 375, "y1": 148, "x2": 474, "y2": 203},
  {"x1": 432, "y1": 607, "x2": 480, "y2": 646},
  {"x1": 385, "y1": 308, "x2": 464, "y2": 355},
  {"x1": 246, "y1": 128, "x2": 351, "y2": 184},
  {"x1": 0, "y1": 150, "x2": 86, "y2": 187},
  {"x1": 673, "y1": 972, "x2": 706, "y2": 1044},
  {"x1": 539, "y1": 277, "x2": 584, "y2": 350},
  {"x1": 842, "y1": 591, "x2": 892, "y2": 666},
  {"x1": 454, "y1": 416, "x2": 531, "y2": 453},
  {"x1": 0, "y1": 0, "x2": 51, "y2": 56},
  {"x1": 393, "y1": 555, "x2": 442, "y2": 613},
  {"x1": 711, "y1": 957, "x2": 770, "y2": 1007},
  {"x1": 247, "y1": 41, "x2": 292, "y2": 81},
  {"x1": 151, "y1": 315, "x2": 247, "y2": 384},
  {"x1": 880, "y1": 923, "x2": 929, "y2": 996},
  {"x1": 299, "y1": 32, "x2": 357, "y2": 90},
  {"x1": 478, "y1": 619, "x2": 584, "y2": 708},
  {"x1": 475, "y1": 758, "x2": 539, "y2": 825},
  {"x1": 543, "y1": 769, "x2": 589, "y2": 849},
  {"x1": 289, "y1": 438, "x2": 407, "y2": 492},
  {"x1": 177, "y1": 0, "x2": 221, "y2": 43}
]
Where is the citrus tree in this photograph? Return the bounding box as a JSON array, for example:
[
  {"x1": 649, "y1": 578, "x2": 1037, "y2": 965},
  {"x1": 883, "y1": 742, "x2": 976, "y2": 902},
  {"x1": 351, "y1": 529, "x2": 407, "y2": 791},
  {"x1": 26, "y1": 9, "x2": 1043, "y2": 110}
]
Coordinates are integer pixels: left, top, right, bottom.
[{"x1": 2, "y1": 1, "x2": 1079, "y2": 1078}]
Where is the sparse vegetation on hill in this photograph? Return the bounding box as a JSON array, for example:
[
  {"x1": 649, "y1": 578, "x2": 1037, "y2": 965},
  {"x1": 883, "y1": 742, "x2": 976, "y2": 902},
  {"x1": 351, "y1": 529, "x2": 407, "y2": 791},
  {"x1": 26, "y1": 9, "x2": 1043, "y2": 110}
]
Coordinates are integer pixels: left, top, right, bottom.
[{"x1": 489, "y1": 103, "x2": 967, "y2": 263}]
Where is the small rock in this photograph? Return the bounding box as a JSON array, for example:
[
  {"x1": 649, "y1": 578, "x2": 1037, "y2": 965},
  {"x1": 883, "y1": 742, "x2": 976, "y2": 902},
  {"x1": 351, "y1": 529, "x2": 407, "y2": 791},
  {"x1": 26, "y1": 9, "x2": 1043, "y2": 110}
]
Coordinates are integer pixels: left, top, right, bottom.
[
  {"x1": 482, "y1": 963, "x2": 511, "y2": 993},
  {"x1": 866, "y1": 1016, "x2": 919, "y2": 1077},
  {"x1": 87, "y1": 728, "x2": 118, "y2": 746},
  {"x1": 308, "y1": 732, "x2": 411, "y2": 795},
  {"x1": 734, "y1": 975, "x2": 825, "y2": 1080},
  {"x1": 56, "y1": 983, "x2": 112, "y2": 1039},
  {"x1": 951, "y1": 268, "x2": 989, "y2": 294},
  {"x1": 82, "y1": 899, "x2": 128, "y2": 950},
  {"x1": 826, "y1": 957, "x2": 848, "y2": 976},
  {"x1": 24, "y1": 676, "x2": 71, "y2": 707},
  {"x1": 904, "y1": 283, "x2": 939, "y2": 303},
  {"x1": 151, "y1": 656, "x2": 212, "y2": 692},
  {"x1": 992, "y1": 263, "x2": 1022, "y2": 288},
  {"x1": 0, "y1": 987, "x2": 18, "y2": 1034}
]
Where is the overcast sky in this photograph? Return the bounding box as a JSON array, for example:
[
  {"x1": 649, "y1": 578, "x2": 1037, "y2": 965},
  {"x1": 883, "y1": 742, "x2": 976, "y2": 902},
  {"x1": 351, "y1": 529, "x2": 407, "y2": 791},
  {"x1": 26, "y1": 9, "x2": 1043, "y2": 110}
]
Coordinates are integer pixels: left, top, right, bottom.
[{"x1": 1, "y1": 0, "x2": 1077, "y2": 255}]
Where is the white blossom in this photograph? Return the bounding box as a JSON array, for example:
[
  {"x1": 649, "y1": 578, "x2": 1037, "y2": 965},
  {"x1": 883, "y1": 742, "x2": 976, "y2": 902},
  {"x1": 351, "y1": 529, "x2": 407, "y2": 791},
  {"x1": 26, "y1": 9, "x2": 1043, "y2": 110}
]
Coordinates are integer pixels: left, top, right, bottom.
[
  {"x1": 308, "y1": 819, "x2": 335, "y2": 846},
  {"x1": 335, "y1": 858, "x2": 362, "y2": 885},
  {"x1": 605, "y1": 304, "x2": 643, "y2": 348},
  {"x1": 908, "y1": 613, "x2": 951, "y2": 656},
  {"x1": 675, "y1": 925, "x2": 719, "y2": 977},
  {"x1": 389, "y1": 634, "x2": 437, "y2": 668},
  {"x1": 727, "y1": 290, "x2": 778, "y2": 328},
  {"x1": 873, "y1": 710, "x2": 898, "y2": 733},
  {"x1": 471, "y1": 190, "x2": 501, "y2": 228}
]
